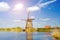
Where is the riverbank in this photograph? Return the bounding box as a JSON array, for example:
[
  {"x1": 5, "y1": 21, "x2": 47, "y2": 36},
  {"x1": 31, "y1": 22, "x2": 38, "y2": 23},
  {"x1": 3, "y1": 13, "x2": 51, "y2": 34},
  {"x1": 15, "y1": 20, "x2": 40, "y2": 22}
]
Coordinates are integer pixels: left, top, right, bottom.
[{"x1": 0, "y1": 27, "x2": 60, "y2": 32}]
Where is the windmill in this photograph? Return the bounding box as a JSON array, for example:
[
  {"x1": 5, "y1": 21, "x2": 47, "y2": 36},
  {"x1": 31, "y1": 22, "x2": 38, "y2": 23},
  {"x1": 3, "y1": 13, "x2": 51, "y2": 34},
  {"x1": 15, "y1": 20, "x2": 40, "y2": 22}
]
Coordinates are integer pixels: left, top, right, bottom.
[
  {"x1": 25, "y1": 12, "x2": 34, "y2": 29},
  {"x1": 25, "y1": 11, "x2": 34, "y2": 40},
  {"x1": 20, "y1": 10, "x2": 35, "y2": 32},
  {"x1": 23, "y1": 11, "x2": 34, "y2": 32}
]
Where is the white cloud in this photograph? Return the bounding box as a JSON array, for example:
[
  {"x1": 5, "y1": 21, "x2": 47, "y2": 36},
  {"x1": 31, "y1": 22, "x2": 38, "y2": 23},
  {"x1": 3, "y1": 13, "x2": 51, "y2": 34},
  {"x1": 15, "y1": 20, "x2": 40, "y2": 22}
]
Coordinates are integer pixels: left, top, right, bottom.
[
  {"x1": 27, "y1": 0, "x2": 56, "y2": 12},
  {"x1": 13, "y1": 3, "x2": 24, "y2": 11},
  {"x1": 34, "y1": 22, "x2": 46, "y2": 24},
  {"x1": 39, "y1": 18, "x2": 50, "y2": 21},
  {"x1": 13, "y1": 20, "x2": 21, "y2": 23},
  {"x1": 37, "y1": 0, "x2": 56, "y2": 8},
  {"x1": 30, "y1": 16, "x2": 35, "y2": 19},
  {"x1": 11, "y1": 0, "x2": 56, "y2": 12},
  {"x1": 28, "y1": 0, "x2": 56, "y2": 12},
  {"x1": 0, "y1": 2, "x2": 10, "y2": 11},
  {"x1": 27, "y1": 6, "x2": 39, "y2": 11}
]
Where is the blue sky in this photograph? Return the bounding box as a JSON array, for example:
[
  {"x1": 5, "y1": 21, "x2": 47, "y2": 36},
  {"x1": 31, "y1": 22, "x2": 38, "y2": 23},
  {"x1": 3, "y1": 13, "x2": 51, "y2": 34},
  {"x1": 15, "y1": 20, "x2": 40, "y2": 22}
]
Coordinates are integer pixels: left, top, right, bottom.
[{"x1": 0, "y1": 0, "x2": 60, "y2": 28}]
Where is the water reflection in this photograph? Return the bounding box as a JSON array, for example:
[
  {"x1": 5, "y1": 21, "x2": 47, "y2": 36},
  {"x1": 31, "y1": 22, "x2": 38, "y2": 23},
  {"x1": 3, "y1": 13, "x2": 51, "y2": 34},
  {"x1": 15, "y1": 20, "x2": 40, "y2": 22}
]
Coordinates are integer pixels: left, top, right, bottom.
[
  {"x1": 26, "y1": 32, "x2": 33, "y2": 40},
  {"x1": 0, "y1": 32, "x2": 55, "y2": 40}
]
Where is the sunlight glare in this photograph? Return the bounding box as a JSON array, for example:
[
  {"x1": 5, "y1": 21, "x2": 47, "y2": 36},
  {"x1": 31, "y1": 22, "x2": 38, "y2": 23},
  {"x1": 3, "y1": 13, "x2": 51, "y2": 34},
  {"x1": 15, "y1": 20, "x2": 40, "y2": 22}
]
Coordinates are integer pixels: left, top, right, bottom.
[{"x1": 13, "y1": 3, "x2": 24, "y2": 11}]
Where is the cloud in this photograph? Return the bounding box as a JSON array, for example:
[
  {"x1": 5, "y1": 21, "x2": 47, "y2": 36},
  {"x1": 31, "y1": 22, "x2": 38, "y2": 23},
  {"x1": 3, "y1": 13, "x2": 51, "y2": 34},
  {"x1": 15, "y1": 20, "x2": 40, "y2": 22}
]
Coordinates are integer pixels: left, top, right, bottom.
[
  {"x1": 11, "y1": 0, "x2": 56, "y2": 12},
  {"x1": 13, "y1": 20, "x2": 21, "y2": 23},
  {"x1": 27, "y1": 0, "x2": 56, "y2": 11},
  {"x1": 27, "y1": 6, "x2": 39, "y2": 11},
  {"x1": 38, "y1": 0, "x2": 56, "y2": 8},
  {"x1": 34, "y1": 22, "x2": 46, "y2": 24},
  {"x1": 39, "y1": 18, "x2": 50, "y2": 21},
  {"x1": 30, "y1": 16, "x2": 35, "y2": 19},
  {"x1": 13, "y1": 3, "x2": 24, "y2": 11},
  {"x1": 0, "y1": 2, "x2": 10, "y2": 11}
]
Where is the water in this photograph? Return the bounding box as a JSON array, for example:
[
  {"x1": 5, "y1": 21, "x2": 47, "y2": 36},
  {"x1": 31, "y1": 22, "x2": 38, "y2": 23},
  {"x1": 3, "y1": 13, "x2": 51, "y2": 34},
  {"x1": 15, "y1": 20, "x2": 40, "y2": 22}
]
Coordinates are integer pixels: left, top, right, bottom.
[{"x1": 0, "y1": 32, "x2": 54, "y2": 40}]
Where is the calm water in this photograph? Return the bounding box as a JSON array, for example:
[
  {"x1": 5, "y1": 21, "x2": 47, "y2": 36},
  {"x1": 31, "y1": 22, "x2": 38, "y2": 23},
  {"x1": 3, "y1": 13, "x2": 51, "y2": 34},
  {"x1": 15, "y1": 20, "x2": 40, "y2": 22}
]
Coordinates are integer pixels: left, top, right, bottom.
[{"x1": 0, "y1": 32, "x2": 54, "y2": 40}]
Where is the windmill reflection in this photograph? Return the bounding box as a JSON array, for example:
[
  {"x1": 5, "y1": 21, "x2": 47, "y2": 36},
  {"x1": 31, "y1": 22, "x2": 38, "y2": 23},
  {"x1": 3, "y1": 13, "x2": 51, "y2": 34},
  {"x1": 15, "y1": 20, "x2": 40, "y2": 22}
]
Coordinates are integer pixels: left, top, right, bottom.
[{"x1": 26, "y1": 32, "x2": 33, "y2": 40}]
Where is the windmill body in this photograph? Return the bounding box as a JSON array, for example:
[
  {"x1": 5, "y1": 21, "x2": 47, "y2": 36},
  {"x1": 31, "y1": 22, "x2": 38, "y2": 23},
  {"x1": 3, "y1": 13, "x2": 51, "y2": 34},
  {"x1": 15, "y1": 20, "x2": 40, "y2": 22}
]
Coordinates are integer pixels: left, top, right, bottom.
[{"x1": 25, "y1": 12, "x2": 34, "y2": 32}]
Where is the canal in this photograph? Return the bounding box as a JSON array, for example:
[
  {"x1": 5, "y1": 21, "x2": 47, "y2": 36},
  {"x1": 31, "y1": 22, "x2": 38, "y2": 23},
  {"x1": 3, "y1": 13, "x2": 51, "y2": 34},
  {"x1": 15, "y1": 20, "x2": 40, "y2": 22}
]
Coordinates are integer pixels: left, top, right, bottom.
[{"x1": 0, "y1": 32, "x2": 54, "y2": 40}]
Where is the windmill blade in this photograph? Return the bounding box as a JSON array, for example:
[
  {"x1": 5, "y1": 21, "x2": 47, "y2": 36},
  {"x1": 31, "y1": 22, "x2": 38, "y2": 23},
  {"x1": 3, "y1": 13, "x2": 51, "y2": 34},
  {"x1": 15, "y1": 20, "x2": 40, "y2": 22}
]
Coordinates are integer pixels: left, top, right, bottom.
[
  {"x1": 31, "y1": 19, "x2": 35, "y2": 20},
  {"x1": 20, "y1": 18, "x2": 35, "y2": 21},
  {"x1": 20, "y1": 19, "x2": 26, "y2": 21}
]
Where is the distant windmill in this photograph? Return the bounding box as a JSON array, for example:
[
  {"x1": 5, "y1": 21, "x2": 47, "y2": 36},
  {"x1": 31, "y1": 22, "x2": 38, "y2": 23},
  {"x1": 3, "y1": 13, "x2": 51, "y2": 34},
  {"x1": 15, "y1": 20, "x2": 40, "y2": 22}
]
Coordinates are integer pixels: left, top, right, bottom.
[
  {"x1": 26, "y1": 12, "x2": 34, "y2": 40},
  {"x1": 25, "y1": 11, "x2": 34, "y2": 29},
  {"x1": 20, "y1": 11, "x2": 34, "y2": 32}
]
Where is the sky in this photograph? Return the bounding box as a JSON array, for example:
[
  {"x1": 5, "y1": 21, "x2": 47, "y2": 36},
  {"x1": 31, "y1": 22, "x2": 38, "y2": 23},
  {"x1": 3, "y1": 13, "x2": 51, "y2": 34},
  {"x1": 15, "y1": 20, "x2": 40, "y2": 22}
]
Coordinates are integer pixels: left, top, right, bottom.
[{"x1": 0, "y1": 0, "x2": 60, "y2": 28}]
